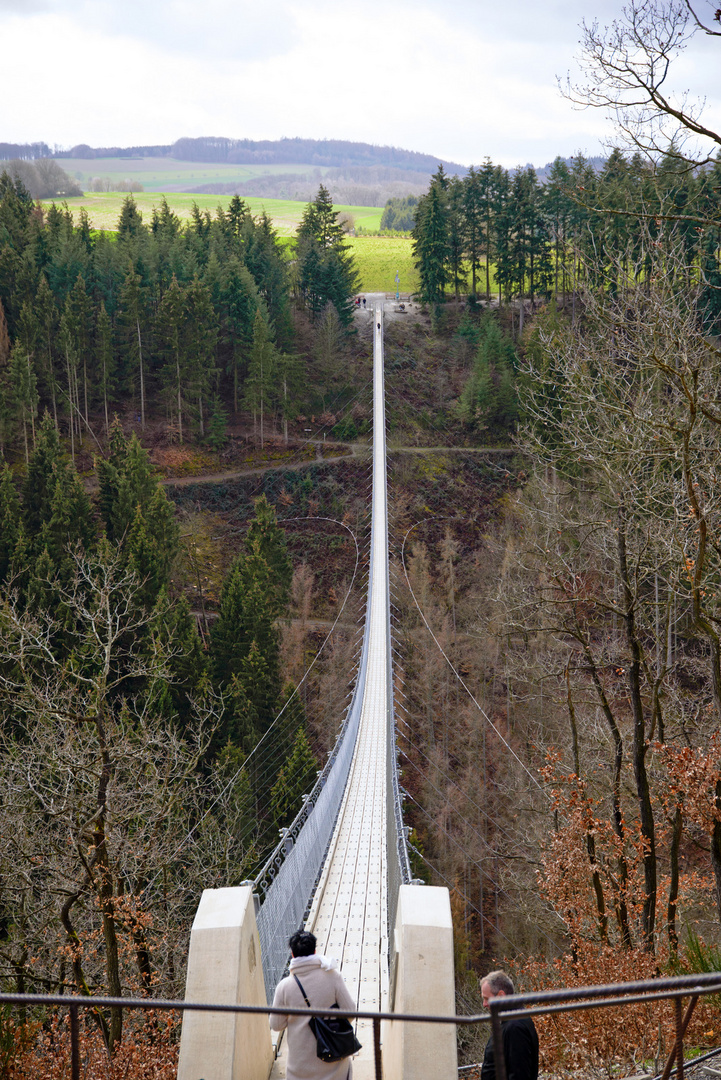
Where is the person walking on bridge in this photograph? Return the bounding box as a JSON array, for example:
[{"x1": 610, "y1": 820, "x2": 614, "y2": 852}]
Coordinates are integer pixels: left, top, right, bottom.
[
  {"x1": 270, "y1": 929, "x2": 357, "y2": 1080},
  {"x1": 480, "y1": 970, "x2": 539, "y2": 1080}
]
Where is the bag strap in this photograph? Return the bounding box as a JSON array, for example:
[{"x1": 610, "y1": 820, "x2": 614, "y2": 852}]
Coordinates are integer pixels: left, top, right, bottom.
[
  {"x1": 293, "y1": 973, "x2": 339, "y2": 1013},
  {"x1": 293, "y1": 974, "x2": 312, "y2": 1008}
]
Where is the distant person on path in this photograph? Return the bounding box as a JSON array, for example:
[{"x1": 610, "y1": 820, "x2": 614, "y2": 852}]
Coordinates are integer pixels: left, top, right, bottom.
[
  {"x1": 270, "y1": 929, "x2": 357, "y2": 1080},
  {"x1": 480, "y1": 970, "x2": 538, "y2": 1080},
  {"x1": 362, "y1": 297, "x2": 366, "y2": 307}
]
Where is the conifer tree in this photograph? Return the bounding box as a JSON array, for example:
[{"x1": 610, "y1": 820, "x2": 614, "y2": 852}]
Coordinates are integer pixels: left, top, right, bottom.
[
  {"x1": 220, "y1": 257, "x2": 263, "y2": 413},
  {"x1": 184, "y1": 275, "x2": 218, "y2": 438},
  {"x1": 66, "y1": 275, "x2": 94, "y2": 429},
  {"x1": 96, "y1": 301, "x2": 114, "y2": 435},
  {"x1": 544, "y1": 157, "x2": 573, "y2": 298},
  {"x1": 150, "y1": 197, "x2": 182, "y2": 240},
  {"x1": 462, "y1": 165, "x2": 484, "y2": 296},
  {"x1": 97, "y1": 422, "x2": 156, "y2": 542},
  {"x1": 23, "y1": 412, "x2": 66, "y2": 541},
  {"x1": 245, "y1": 494, "x2": 292, "y2": 612},
  {"x1": 0, "y1": 462, "x2": 20, "y2": 584},
  {"x1": 313, "y1": 302, "x2": 344, "y2": 409},
  {"x1": 116, "y1": 195, "x2": 146, "y2": 243},
  {"x1": 0, "y1": 297, "x2": 10, "y2": 368},
  {"x1": 158, "y1": 274, "x2": 187, "y2": 441},
  {"x1": 458, "y1": 317, "x2": 518, "y2": 435},
  {"x1": 447, "y1": 175, "x2": 468, "y2": 300},
  {"x1": 244, "y1": 309, "x2": 278, "y2": 446},
  {"x1": 412, "y1": 175, "x2": 450, "y2": 304},
  {"x1": 7, "y1": 342, "x2": 38, "y2": 463},
  {"x1": 125, "y1": 491, "x2": 179, "y2": 609},
  {"x1": 296, "y1": 186, "x2": 358, "y2": 326},
  {"x1": 40, "y1": 464, "x2": 96, "y2": 577},
  {"x1": 34, "y1": 275, "x2": 60, "y2": 428},
  {"x1": 271, "y1": 726, "x2": 318, "y2": 827},
  {"x1": 117, "y1": 264, "x2": 149, "y2": 430}
]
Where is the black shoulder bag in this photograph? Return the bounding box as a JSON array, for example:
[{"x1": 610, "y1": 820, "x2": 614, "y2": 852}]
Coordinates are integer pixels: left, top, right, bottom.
[{"x1": 293, "y1": 974, "x2": 362, "y2": 1063}]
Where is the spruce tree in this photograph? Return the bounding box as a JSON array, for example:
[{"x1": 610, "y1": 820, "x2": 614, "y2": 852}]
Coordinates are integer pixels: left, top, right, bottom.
[
  {"x1": 462, "y1": 165, "x2": 485, "y2": 297},
  {"x1": 412, "y1": 178, "x2": 450, "y2": 304},
  {"x1": 96, "y1": 302, "x2": 115, "y2": 436},
  {"x1": 220, "y1": 257, "x2": 262, "y2": 413},
  {"x1": 157, "y1": 274, "x2": 187, "y2": 441},
  {"x1": 296, "y1": 186, "x2": 358, "y2": 327},
  {"x1": 184, "y1": 275, "x2": 217, "y2": 439},
  {"x1": 245, "y1": 494, "x2": 292, "y2": 612},
  {"x1": 117, "y1": 264, "x2": 149, "y2": 430},
  {"x1": 271, "y1": 726, "x2": 318, "y2": 827},
  {"x1": 34, "y1": 275, "x2": 60, "y2": 428},
  {"x1": 7, "y1": 342, "x2": 38, "y2": 463},
  {"x1": 244, "y1": 310, "x2": 278, "y2": 447},
  {"x1": 23, "y1": 412, "x2": 65, "y2": 541},
  {"x1": 447, "y1": 175, "x2": 468, "y2": 301},
  {"x1": 0, "y1": 462, "x2": 20, "y2": 584},
  {"x1": 116, "y1": 196, "x2": 146, "y2": 243}
]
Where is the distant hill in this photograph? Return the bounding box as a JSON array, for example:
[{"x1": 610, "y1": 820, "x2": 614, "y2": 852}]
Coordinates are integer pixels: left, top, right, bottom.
[
  {"x1": 39, "y1": 136, "x2": 468, "y2": 176},
  {"x1": 1, "y1": 139, "x2": 608, "y2": 209}
]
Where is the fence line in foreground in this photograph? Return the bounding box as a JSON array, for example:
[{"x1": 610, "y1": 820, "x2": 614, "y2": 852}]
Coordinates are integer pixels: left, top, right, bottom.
[{"x1": 3, "y1": 969, "x2": 721, "y2": 1080}]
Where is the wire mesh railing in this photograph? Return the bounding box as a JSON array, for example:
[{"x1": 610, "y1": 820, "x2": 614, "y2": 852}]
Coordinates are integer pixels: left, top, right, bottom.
[{"x1": 253, "y1": 584, "x2": 371, "y2": 1001}]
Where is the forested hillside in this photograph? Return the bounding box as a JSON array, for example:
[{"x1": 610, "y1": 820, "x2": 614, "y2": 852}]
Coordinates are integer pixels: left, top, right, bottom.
[{"x1": 2, "y1": 2, "x2": 721, "y2": 1072}]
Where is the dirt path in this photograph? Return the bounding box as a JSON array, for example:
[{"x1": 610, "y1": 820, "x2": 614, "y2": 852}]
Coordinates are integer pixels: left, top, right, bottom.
[
  {"x1": 160, "y1": 443, "x2": 513, "y2": 487},
  {"x1": 82, "y1": 443, "x2": 512, "y2": 492}
]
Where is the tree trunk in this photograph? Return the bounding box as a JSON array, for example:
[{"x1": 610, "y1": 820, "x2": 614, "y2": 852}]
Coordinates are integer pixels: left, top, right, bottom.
[
  {"x1": 137, "y1": 319, "x2": 145, "y2": 430},
  {"x1": 65, "y1": 348, "x2": 75, "y2": 462},
  {"x1": 566, "y1": 665, "x2": 608, "y2": 942},
  {"x1": 94, "y1": 713, "x2": 123, "y2": 1051},
  {"x1": 617, "y1": 502, "x2": 657, "y2": 951},
  {"x1": 582, "y1": 636, "x2": 632, "y2": 946},
  {"x1": 176, "y1": 354, "x2": 183, "y2": 443},
  {"x1": 668, "y1": 805, "x2": 682, "y2": 955}
]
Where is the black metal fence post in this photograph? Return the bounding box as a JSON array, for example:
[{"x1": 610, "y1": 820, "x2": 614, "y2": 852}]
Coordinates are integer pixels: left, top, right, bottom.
[
  {"x1": 373, "y1": 1016, "x2": 382, "y2": 1080},
  {"x1": 675, "y1": 997, "x2": 684, "y2": 1080},
  {"x1": 69, "y1": 1004, "x2": 80, "y2": 1080},
  {"x1": 490, "y1": 1000, "x2": 506, "y2": 1080}
]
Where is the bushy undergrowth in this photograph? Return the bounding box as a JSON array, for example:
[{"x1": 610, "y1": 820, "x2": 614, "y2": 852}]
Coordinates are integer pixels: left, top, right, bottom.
[{"x1": 2, "y1": 1012, "x2": 179, "y2": 1080}]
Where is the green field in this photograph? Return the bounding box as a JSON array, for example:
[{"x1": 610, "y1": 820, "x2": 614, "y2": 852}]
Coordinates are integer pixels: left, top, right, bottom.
[
  {"x1": 55, "y1": 156, "x2": 331, "y2": 193},
  {"x1": 41, "y1": 189, "x2": 410, "y2": 292},
  {"x1": 48, "y1": 192, "x2": 384, "y2": 236},
  {"x1": 347, "y1": 236, "x2": 418, "y2": 293}
]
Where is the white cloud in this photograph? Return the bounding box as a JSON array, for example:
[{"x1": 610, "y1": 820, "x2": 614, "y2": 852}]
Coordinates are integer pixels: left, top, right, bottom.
[{"x1": 0, "y1": 0, "x2": 717, "y2": 167}]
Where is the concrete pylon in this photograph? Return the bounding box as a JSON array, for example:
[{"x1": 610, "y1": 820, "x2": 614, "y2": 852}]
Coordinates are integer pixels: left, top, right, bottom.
[
  {"x1": 382, "y1": 885, "x2": 457, "y2": 1080},
  {"x1": 177, "y1": 886, "x2": 273, "y2": 1080}
]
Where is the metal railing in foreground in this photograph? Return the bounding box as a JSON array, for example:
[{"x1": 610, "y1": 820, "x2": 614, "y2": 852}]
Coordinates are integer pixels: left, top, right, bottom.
[{"x1": 4, "y1": 970, "x2": 721, "y2": 1080}]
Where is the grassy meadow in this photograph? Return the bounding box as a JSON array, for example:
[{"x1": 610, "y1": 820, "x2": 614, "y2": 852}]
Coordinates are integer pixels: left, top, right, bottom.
[
  {"x1": 38, "y1": 187, "x2": 504, "y2": 295},
  {"x1": 49, "y1": 191, "x2": 384, "y2": 236},
  {"x1": 42, "y1": 190, "x2": 400, "y2": 291},
  {"x1": 346, "y1": 236, "x2": 418, "y2": 293},
  {"x1": 55, "y1": 156, "x2": 331, "y2": 193}
]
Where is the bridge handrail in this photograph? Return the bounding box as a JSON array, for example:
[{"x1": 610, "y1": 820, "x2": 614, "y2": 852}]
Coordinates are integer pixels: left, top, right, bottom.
[{"x1": 254, "y1": 537, "x2": 372, "y2": 1001}]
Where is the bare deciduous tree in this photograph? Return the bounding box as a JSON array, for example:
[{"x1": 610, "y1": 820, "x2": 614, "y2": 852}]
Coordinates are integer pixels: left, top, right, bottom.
[
  {"x1": 0, "y1": 550, "x2": 250, "y2": 1053},
  {"x1": 562, "y1": 1, "x2": 721, "y2": 163}
]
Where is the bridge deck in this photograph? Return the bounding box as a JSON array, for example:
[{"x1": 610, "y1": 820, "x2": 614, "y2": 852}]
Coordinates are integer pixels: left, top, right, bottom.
[{"x1": 272, "y1": 304, "x2": 389, "y2": 1078}]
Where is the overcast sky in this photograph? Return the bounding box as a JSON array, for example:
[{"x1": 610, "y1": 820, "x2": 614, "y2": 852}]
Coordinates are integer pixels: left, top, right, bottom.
[{"x1": 1, "y1": 0, "x2": 719, "y2": 168}]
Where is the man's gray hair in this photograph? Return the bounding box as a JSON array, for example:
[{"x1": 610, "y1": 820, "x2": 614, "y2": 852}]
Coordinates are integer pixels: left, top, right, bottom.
[{"x1": 483, "y1": 970, "x2": 515, "y2": 996}]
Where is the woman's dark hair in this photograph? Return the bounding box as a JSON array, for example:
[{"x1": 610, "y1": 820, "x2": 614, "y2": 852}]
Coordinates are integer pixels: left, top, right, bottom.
[{"x1": 289, "y1": 930, "x2": 316, "y2": 957}]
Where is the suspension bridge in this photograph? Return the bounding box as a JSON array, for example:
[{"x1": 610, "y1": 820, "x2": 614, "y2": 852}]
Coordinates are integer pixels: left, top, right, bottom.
[{"x1": 177, "y1": 300, "x2": 457, "y2": 1080}]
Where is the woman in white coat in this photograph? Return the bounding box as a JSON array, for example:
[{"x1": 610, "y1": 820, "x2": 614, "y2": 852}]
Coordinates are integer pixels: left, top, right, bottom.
[{"x1": 270, "y1": 930, "x2": 357, "y2": 1080}]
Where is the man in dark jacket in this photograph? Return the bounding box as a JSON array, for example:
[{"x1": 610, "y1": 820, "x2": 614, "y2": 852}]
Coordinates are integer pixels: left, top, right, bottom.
[{"x1": 480, "y1": 970, "x2": 539, "y2": 1080}]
